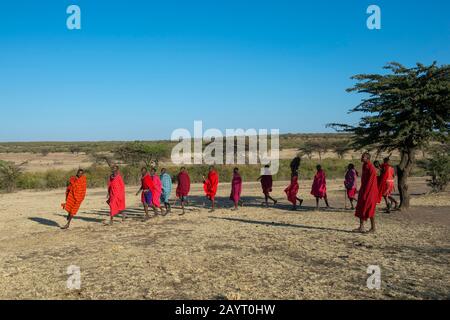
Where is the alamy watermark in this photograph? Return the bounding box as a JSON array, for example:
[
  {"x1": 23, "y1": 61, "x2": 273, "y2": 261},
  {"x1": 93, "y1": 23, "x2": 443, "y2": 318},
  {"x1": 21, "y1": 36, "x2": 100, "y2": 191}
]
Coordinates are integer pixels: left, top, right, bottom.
[
  {"x1": 66, "y1": 5, "x2": 81, "y2": 30},
  {"x1": 171, "y1": 121, "x2": 280, "y2": 175},
  {"x1": 366, "y1": 265, "x2": 381, "y2": 290},
  {"x1": 66, "y1": 265, "x2": 81, "y2": 290},
  {"x1": 66, "y1": 4, "x2": 381, "y2": 31},
  {"x1": 367, "y1": 5, "x2": 381, "y2": 30}
]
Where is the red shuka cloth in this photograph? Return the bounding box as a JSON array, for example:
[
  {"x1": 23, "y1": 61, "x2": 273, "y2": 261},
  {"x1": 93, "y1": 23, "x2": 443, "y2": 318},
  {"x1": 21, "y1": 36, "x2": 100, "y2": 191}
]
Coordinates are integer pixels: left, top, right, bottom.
[
  {"x1": 108, "y1": 173, "x2": 126, "y2": 217},
  {"x1": 311, "y1": 169, "x2": 327, "y2": 198},
  {"x1": 62, "y1": 175, "x2": 87, "y2": 216},
  {"x1": 344, "y1": 169, "x2": 358, "y2": 200},
  {"x1": 151, "y1": 175, "x2": 162, "y2": 207},
  {"x1": 284, "y1": 175, "x2": 299, "y2": 205},
  {"x1": 355, "y1": 161, "x2": 378, "y2": 221},
  {"x1": 176, "y1": 171, "x2": 190, "y2": 197},
  {"x1": 141, "y1": 174, "x2": 154, "y2": 203},
  {"x1": 377, "y1": 163, "x2": 395, "y2": 201},
  {"x1": 260, "y1": 175, "x2": 273, "y2": 195},
  {"x1": 203, "y1": 170, "x2": 219, "y2": 200},
  {"x1": 229, "y1": 172, "x2": 242, "y2": 203}
]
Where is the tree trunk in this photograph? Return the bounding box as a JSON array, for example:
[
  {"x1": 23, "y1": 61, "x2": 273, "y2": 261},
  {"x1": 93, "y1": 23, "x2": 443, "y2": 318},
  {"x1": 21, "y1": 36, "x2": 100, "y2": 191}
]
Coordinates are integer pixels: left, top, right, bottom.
[{"x1": 397, "y1": 148, "x2": 416, "y2": 210}]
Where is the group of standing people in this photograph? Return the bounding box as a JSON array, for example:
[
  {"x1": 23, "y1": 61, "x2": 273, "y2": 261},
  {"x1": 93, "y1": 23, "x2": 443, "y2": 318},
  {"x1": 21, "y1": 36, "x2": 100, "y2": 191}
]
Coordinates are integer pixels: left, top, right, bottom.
[{"x1": 60, "y1": 152, "x2": 398, "y2": 233}]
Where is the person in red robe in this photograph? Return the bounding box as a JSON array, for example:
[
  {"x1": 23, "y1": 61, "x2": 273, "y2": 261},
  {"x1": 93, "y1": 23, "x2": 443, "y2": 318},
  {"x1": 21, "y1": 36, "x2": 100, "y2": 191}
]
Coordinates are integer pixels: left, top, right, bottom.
[
  {"x1": 150, "y1": 167, "x2": 165, "y2": 215},
  {"x1": 344, "y1": 164, "x2": 359, "y2": 210},
  {"x1": 176, "y1": 167, "x2": 190, "y2": 215},
  {"x1": 135, "y1": 167, "x2": 155, "y2": 220},
  {"x1": 257, "y1": 164, "x2": 277, "y2": 207},
  {"x1": 61, "y1": 169, "x2": 87, "y2": 229},
  {"x1": 106, "y1": 165, "x2": 126, "y2": 225},
  {"x1": 203, "y1": 166, "x2": 219, "y2": 211},
  {"x1": 354, "y1": 152, "x2": 379, "y2": 233},
  {"x1": 378, "y1": 158, "x2": 398, "y2": 212},
  {"x1": 310, "y1": 165, "x2": 330, "y2": 210},
  {"x1": 229, "y1": 167, "x2": 243, "y2": 210},
  {"x1": 284, "y1": 171, "x2": 303, "y2": 210}
]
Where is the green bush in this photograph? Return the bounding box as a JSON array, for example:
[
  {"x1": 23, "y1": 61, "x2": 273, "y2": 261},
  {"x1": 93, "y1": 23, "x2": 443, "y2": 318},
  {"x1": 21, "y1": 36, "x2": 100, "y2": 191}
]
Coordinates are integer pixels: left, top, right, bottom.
[
  {"x1": 423, "y1": 151, "x2": 450, "y2": 192},
  {"x1": 0, "y1": 160, "x2": 24, "y2": 192}
]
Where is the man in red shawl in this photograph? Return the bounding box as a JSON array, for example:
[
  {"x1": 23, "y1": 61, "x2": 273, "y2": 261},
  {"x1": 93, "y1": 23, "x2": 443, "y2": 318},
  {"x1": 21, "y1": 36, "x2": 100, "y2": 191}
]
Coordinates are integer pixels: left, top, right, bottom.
[
  {"x1": 257, "y1": 164, "x2": 277, "y2": 207},
  {"x1": 344, "y1": 163, "x2": 359, "y2": 210},
  {"x1": 106, "y1": 165, "x2": 126, "y2": 225},
  {"x1": 176, "y1": 167, "x2": 190, "y2": 215},
  {"x1": 311, "y1": 165, "x2": 330, "y2": 210},
  {"x1": 150, "y1": 167, "x2": 165, "y2": 215},
  {"x1": 229, "y1": 167, "x2": 243, "y2": 210},
  {"x1": 284, "y1": 170, "x2": 303, "y2": 210},
  {"x1": 354, "y1": 152, "x2": 379, "y2": 233},
  {"x1": 135, "y1": 167, "x2": 155, "y2": 220},
  {"x1": 203, "y1": 166, "x2": 219, "y2": 212},
  {"x1": 61, "y1": 169, "x2": 87, "y2": 229},
  {"x1": 378, "y1": 158, "x2": 398, "y2": 212}
]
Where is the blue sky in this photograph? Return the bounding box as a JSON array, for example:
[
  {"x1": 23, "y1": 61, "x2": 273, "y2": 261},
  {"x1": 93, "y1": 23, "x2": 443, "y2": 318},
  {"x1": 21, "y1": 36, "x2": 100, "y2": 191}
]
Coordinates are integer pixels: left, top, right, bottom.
[{"x1": 0, "y1": 0, "x2": 449, "y2": 141}]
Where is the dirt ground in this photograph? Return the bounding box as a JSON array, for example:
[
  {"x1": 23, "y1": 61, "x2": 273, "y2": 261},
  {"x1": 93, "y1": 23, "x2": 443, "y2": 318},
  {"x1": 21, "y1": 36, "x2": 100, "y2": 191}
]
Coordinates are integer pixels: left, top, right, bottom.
[{"x1": 0, "y1": 178, "x2": 448, "y2": 300}]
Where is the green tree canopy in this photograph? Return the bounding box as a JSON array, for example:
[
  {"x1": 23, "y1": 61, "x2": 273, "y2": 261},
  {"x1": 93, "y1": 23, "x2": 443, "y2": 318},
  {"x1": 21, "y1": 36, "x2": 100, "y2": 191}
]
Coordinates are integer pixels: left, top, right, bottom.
[
  {"x1": 115, "y1": 141, "x2": 170, "y2": 168},
  {"x1": 328, "y1": 62, "x2": 449, "y2": 209}
]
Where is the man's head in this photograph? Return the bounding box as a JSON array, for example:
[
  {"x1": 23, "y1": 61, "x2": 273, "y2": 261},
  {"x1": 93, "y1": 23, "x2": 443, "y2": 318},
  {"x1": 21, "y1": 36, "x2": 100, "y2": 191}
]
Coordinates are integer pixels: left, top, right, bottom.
[
  {"x1": 373, "y1": 160, "x2": 380, "y2": 168},
  {"x1": 161, "y1": 168, "x2": 166, "y2": 175},
  {"x1": 233, "y1": 167, "x2": 239, "y2": 174},
  {"x1": 112, "y1": 165, "x2": 119, "y2": 175},
  {"x1": 383, "y1": 157, "x2": 390, "y2": 164},
  {"x1": 316, "y1": 164, "x2": 322, "y2": 171},
  {"x1": 141, "y1": 167, "x2": 148, "y2": 176},
  {"x1": 150, "y1": 167, "x2": 156, "y2": 176},
  {"x1": 348, "y1": 163, "x2": 355, "y2": 170},
  {"x1": 361, "y1": 152, "x2": 371, "y2": 163},
  {"x1": 180, "y1": 166, "x2": 185, "y2": 172},
  {"x1": 209, "y1": 165, "x2": 214, "y2": 172},
  {"x1": 76, "y1": 169, "x2": 84, "y2": 178}
]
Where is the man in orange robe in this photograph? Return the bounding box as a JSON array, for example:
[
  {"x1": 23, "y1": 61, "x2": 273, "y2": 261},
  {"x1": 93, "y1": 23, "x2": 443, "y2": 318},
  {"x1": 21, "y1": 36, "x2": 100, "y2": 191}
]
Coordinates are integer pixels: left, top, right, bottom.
[
  {"x1": 203, "y1": 166, "x2": 219, "y2": 212},
  {"x1": 378, "y1": 158, "x2": 398, "y2": 212},
  {"x1": 354, "y1": 152, "x2": 379, "y2": 233},
  {"x1": 61, "y1": 169, "x2": 87, "y2": 229}
]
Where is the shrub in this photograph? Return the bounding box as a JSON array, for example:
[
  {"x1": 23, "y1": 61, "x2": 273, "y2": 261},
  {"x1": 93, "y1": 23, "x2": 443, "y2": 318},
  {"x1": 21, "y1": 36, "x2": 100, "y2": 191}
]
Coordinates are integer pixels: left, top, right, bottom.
[
  {"x1": 0, "y1": 160, "x2": 24, "y2": 192},
  {"x1": 424, "y1": 150, "x2": 450, "y2": 192}
]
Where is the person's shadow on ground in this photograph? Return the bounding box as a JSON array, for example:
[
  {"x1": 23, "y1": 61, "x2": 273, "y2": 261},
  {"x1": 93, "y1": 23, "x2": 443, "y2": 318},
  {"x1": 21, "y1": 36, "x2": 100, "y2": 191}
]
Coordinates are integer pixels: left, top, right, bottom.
[{"x1": 28, "y1": 217, "x2": 60, "y2": 228}]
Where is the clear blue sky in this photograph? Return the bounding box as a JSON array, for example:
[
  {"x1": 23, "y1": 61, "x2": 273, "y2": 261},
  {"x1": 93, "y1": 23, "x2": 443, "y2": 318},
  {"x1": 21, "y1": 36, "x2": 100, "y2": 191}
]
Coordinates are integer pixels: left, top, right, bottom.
[{"x1": 0, "y1": 0, "x2": 448, "y2": 141}]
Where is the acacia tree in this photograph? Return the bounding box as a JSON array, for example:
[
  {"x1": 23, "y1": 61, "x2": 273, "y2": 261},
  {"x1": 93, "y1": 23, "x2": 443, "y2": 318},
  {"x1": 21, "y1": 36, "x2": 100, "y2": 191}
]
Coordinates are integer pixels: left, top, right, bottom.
[
  {"x1": 115, "y1": 142, "x2": 170, "y2": 168},
  {"x1": 332, "y1": 139, "x2": 351, "y2": 159},
  {"x1": 299, "y1": 140, "x2": 330, "y2": 160},
  {"x1": 298, "y1": 141, "x2": 314, "y2": 160},
  {"x1": 328, "y1": 62, "x2": 449, "y2": 210}
]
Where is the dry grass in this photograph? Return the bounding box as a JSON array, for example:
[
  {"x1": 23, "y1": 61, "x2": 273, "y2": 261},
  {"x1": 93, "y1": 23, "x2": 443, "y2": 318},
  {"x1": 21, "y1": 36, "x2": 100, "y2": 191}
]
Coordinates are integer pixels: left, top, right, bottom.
[
  {"x1": 0, "y1": 178, "x2": 448, "y2": 300},
  {"x1": 0, "y1": 152, "x2": 93, "y2": 172}
]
